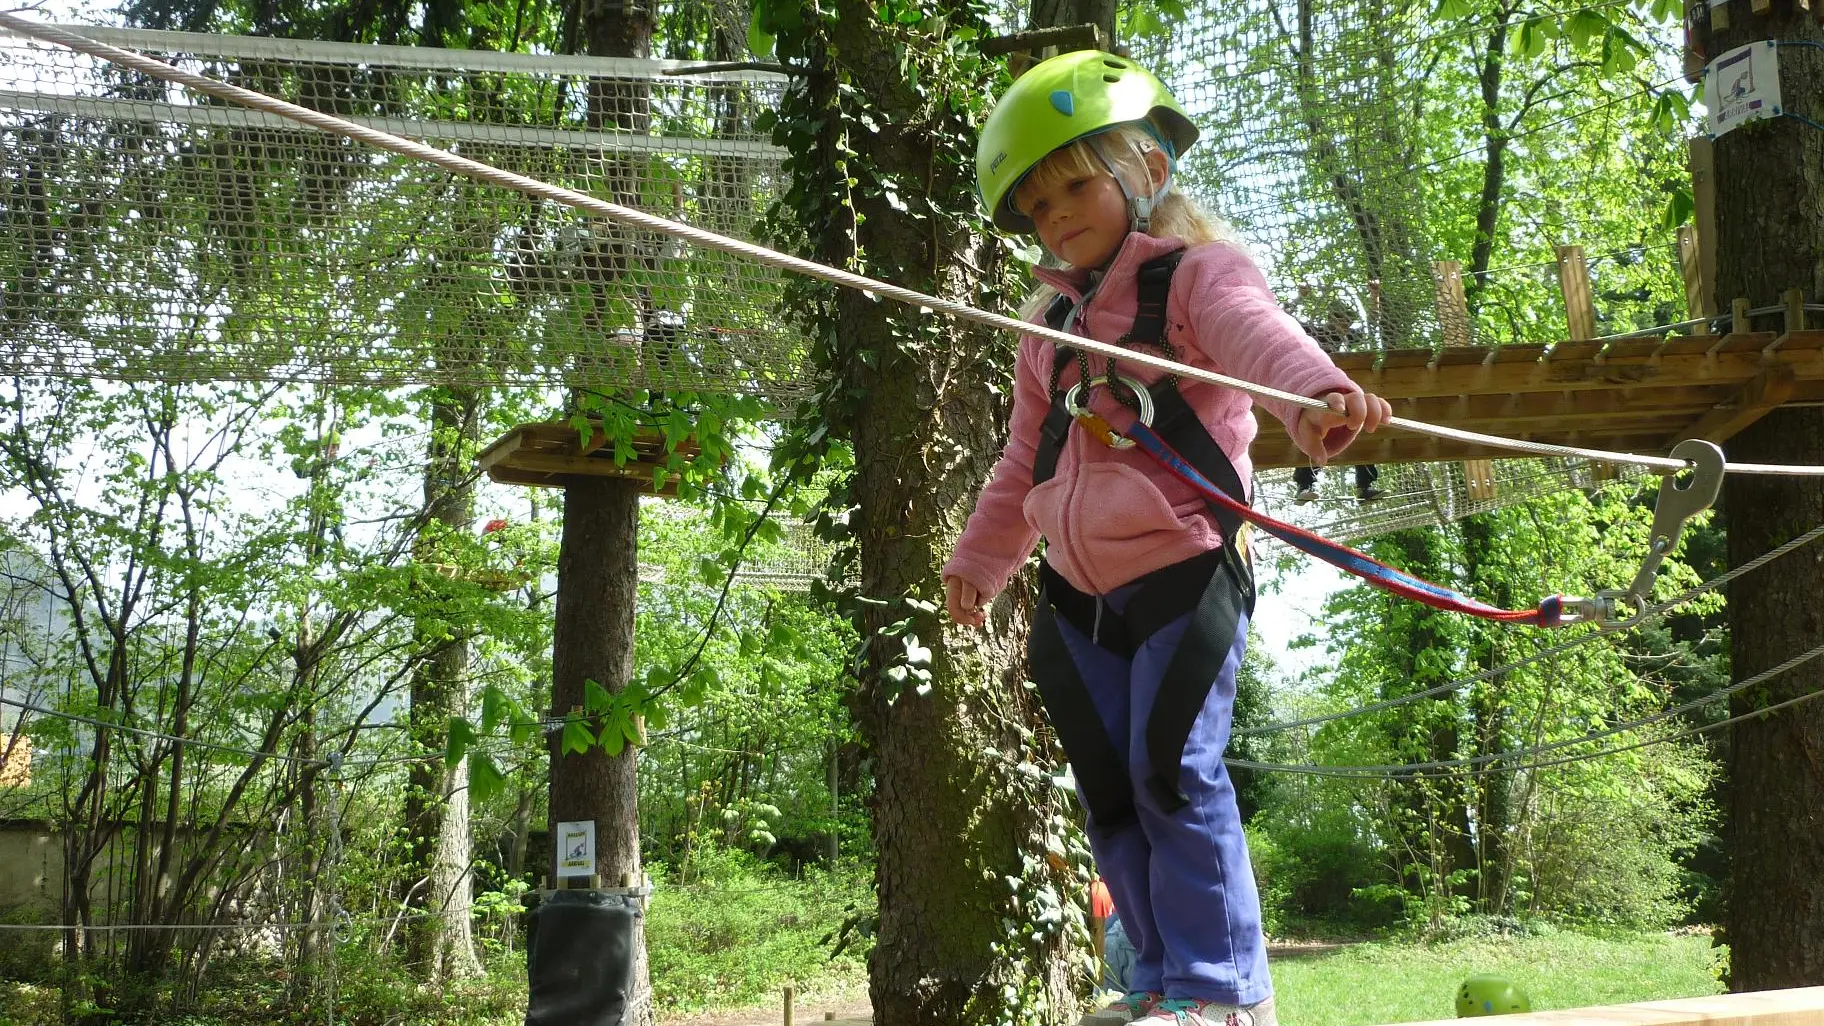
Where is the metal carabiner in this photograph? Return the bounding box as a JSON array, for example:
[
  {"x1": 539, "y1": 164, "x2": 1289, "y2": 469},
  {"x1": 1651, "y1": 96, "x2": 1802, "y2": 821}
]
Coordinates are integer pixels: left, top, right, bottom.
[
  {"x1": 1062, "y1": 374, "x2": 1155, "y2": 450},
  {"x1": 1582, "y1": 438, "x2": 1726, "y2": 627}
]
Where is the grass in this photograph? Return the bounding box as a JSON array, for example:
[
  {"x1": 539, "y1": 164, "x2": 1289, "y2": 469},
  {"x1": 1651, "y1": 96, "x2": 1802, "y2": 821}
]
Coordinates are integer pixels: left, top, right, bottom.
[
  {"x1": 643, "y1": 855, "x2": 872, "y2": 1016},
  {"x1": 1273, "y1": 928, "x2": 1726, "y2": 1025}
]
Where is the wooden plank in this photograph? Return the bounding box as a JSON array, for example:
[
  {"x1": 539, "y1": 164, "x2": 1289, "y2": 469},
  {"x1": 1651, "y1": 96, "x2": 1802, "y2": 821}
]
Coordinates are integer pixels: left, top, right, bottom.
[
  {"x1": 1733, "y1": 297, "x2": 1754, "y2": 335},
  {"x1": 1678, "y1": 224, "x2": 1711, "y2": 330},
  {"x1": 1433, "y1": 261, "x2": 1472, "y2": 347},
  {"x1": 1391, "y1": 382, "x2": 1757, "y2": 424},
  {"x1": 1672, "y1": 364, "x2": 1799, "y2": 445},
  {"x1": 486, "y1": 463, "x2": 684, "y2": 497},
  {"x1": 1712, "y1": 0, "x2": 1730, "y2": 28},
  {"x1": 1353, "y1": 343, "x2": 1816, "y2": 400},
  {"x1": 476, "y1": 429, "x2": 527, "y2": 474},
  {"x1": 1386, "y1": 985, "x2": 1824, "y2": 1026},
  {"x1": 1462, "y1": 459, "x2": 1498, "y2": 500},
  {"x1": 1546, "y1": 340, "x2": 1603, "y2": 364},
  {"x1": 1691, "y1": 137, "x2": 1718, "y2": 306},
  {"x1": 1555, "y1": 245, "x2": 1598, "y2": 341},
  {"x1": 1752, "y1": 0, "x2": 1771, "y2": 14}
]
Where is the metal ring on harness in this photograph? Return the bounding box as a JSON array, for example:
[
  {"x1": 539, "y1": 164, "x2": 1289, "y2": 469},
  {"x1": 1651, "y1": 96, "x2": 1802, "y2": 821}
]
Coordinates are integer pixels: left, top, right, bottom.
[{"x1": 1062, "y1": 374, "x2": 1155, "y2": 450}]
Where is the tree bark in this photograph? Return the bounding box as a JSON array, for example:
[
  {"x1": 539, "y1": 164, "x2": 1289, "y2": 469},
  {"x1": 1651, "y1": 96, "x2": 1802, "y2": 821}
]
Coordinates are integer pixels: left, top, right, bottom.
[
  {"x1": 547, "y1": 476, "x2": 651, "y2": 1022},
  {"x1": 806, "y1": 5, "x2": 1076, "y2": 1022},
  {"x1": 403, "y1": 385, "x2": 484, "y2": 980},
  {"x1": 1708, "y1": 4, "x2": 1824, "y2": 991},
  {"x1": 541, "y1": 0, "x2": 660, "y2": 1016}
]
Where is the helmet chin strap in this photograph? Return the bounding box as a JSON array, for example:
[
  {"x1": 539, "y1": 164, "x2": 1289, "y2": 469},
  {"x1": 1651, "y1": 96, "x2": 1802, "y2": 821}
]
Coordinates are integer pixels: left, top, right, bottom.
[{"x1": 1087, "y1": 134, "x2": 1174, "y2": 235}]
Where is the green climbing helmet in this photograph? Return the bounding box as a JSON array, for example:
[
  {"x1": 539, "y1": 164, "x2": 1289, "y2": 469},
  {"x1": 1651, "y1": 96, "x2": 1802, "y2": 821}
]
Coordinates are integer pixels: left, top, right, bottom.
[
  {"x1": 1456, "y1": 975, "x2": 1532, "y2": 1017},
  {"x1": 977, "y1": 50, "x2": 1198, "y2": 234}
]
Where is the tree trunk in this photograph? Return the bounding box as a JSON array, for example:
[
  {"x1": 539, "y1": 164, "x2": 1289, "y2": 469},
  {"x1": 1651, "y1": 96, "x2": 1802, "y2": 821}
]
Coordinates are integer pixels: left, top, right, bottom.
[
  {"x1": 539, "y1": 0, "x2": 662, "y2": 1016},
  {"x1": 805, "y1": 5, "x2": 1076, "y2": 1022},
  {"x1": 1459, "y1": 514, "x2": 1514, "y2": 913},
  {"x1": 547, "y1": 476, "x2": 651, "y2": 1023},
  {"x1": 1026, "y1": 0, "x2": 1115, "y2": 43},
  {"x1": 403, "y1": 385, "x2": 484, "y2": 980},
  {"x1": 1708, "y1": 5, "x2": 1824, "y2": 991}
]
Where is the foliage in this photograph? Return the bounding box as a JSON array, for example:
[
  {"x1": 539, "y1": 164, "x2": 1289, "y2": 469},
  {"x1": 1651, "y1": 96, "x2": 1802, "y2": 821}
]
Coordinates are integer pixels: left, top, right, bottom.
[
  {"x1": 643, "y1": 844, "x2": 872, "y2": 1013},
  {"x1": 1249, "y1": 479, "x2": 1722, "y2": 933}
]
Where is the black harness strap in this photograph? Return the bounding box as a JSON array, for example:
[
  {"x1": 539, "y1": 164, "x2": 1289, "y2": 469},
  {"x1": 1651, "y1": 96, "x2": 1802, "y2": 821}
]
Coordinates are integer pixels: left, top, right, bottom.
[
  {"x1": 1142, "y1": 555, "x2": 1250, "y2": 813},
  {"x1": 1025, "y1": 248, "x2": 1263, "y2": 827},
  {"x1": 1029, "y1": 598, "x2": 1139, "y2": 834}
]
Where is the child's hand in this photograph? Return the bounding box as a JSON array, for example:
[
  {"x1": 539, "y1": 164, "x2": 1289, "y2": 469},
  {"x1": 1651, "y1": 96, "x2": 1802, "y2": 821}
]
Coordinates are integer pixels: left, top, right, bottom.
[
  {"x1": 945, "y1": 574, "x2": 987, "y2": 628},
  {"x1": 1296, "y1": 389, "x2": 1394, "y2": 461}
]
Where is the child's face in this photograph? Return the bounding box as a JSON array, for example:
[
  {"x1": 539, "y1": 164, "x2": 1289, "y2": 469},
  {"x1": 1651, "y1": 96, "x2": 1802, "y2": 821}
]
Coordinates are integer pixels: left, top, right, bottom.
[{"x1": 1014, "y1": 167, "x2": 1133, "y2": 270}]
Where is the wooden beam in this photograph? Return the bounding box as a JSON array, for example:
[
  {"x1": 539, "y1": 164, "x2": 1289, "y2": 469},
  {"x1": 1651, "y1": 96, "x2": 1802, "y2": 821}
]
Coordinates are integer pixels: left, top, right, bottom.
[
  {"x1": 1556, "y1": 245, "x2": 1598, "y2": 341},
  {"x1": 1352, "y1": 340, "x2": 1820, "y2": 401},
  {"x1": 1751, "y1": 0, "x2": 1771, "y2": 14},
  {"x1": 1386, "y1": 985, "x2": 1824, "y2": 1026},
  {"x1": 1672, "y1": 363, "x2": 1799, "y2": 445},
  {"x1": 1433, "y1": 261, "x2": 1472, "y2": 347},
  {"x1": 1678, "y1": 224, "x2": 1712, "y2": 330},
  {"x1": 1690, "y1": 137, "x2": 1718, "y2": 304}
]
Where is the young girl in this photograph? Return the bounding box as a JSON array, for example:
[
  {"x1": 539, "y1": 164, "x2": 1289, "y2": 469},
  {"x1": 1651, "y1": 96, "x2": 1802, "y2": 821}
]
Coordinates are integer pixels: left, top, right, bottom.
[{"x1": 943, "y1": 51, "x2": 1391, "y2": 1026}]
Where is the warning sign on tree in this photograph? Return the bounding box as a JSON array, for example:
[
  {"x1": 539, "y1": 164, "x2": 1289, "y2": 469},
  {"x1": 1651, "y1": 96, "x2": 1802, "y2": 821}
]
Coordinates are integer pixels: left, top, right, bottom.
[
  {"x1": 1706, "y1": 42, "x2": 1783, "y2": 138},
  {"x1": 555, "y1": 820, "x2": 597, "y2": 879}
]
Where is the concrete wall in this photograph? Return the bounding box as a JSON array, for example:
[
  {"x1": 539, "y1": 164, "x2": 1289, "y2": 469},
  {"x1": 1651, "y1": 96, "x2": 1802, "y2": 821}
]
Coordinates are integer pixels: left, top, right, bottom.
[{"x1": 0, "y1": 820, "x2": 60, "y2": 919}]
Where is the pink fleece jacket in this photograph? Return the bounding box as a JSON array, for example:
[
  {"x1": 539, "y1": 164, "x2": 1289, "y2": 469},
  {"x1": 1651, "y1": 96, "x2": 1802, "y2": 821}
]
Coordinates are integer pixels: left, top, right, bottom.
[{"x1": 943, "y1": 232, "x2": 1363, "y2": 600}]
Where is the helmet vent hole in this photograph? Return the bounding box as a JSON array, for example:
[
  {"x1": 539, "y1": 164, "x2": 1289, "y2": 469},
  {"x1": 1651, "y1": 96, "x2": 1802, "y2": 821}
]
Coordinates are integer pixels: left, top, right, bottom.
[
  {"x1": 1104, "y1": 74, "x2": 1121, "y2": 83},
  {"x1": 1104, "y1": 58, "x2": 1125, "y2": 68}
]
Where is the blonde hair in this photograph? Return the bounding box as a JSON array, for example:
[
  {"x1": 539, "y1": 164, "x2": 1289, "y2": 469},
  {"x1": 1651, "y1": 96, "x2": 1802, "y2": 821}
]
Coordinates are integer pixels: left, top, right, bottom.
[{"x1": 1012, "y1": 122, "x2": 1237, "y2": 321}]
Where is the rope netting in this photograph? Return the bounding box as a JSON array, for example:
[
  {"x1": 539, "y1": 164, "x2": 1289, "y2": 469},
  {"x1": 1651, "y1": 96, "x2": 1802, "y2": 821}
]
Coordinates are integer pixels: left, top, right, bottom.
[
  {"x1": 1120, "y1": 0, "x2": 1693, "y2": 351},
  {"x1": 0, "y1": 6, "x2": 1756, "y2": 567},
  {"x1": 0, "y1": 25, "x2": 807, "y2": 401},
  {"x1": 1251, "y1": 456, "x2": 1642, "y2": 553}
]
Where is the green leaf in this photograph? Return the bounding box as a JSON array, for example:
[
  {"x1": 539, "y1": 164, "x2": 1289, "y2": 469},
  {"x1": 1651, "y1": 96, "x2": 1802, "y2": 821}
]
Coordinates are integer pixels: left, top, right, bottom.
[
  {"x1": 1435, "y1": 0, "x2": 1474, "y2": 21},
  {"x1": 562, "y1": 718, "x2": 596, "y2": 756},
  {"x1": 600, "y1": 713, "x2": 627, "y2": 757},
  {"x1": 446, "y1": 716, "x2": 478, "y2": 769},
  {"x1": 1662, "y1": 188, "x2": 1695, "y2": 230},
  {"x1": 903, "y1": 635, "x2": 932, "y2": 667},
  {"x1": 480, "y1": 685, "x2": 509, "y2": 735},
  {"x1": 470, "y1": 753, "x2": 506, "y2": 804},
  {"x1": 1566, "y1": 9, "x2": 1610, "y2": 48},
  {"x1": 584, "y1": 678, "x2": 613, "y2": 716}
]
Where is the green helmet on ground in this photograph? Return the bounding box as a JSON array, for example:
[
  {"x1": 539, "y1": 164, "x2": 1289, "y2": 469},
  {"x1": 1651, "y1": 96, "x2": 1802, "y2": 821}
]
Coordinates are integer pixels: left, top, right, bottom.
[
  {"x1": 976, "y1": 50, "x2": 1198, "y2": 234},
  {"x1": 1456, "y1": 975, "x2": 1532, "y2": 1017}
]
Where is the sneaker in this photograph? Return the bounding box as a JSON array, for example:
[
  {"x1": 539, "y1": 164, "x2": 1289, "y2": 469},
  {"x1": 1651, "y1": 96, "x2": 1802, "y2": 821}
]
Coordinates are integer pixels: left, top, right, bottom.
[
  {"x1": 1357, "y1": 486, "x2": 1385, "y2": 503},
  {"x1": 1079, "y1": 991, "x2": 1165, "y2": 1025},
  {"x1": 1139, "y1": 997, "x2": 1277, "y2": 1026},
  {"x1": 1294, "y1": 487, "x2": 1320, "y2": 504}
]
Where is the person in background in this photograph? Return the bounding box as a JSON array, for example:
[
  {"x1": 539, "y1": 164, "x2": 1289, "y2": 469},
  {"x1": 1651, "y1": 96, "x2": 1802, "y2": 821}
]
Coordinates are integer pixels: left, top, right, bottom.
[
  {"x1": 1092, "y1": 877, "x2": 1138, "y2": 993},
  {"x1": 1294, "y1": 304, "x2": 1383, "y2": 505}
]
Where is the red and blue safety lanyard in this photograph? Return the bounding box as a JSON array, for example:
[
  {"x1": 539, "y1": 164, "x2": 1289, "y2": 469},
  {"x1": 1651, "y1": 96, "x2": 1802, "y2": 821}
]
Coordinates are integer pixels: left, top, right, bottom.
[{"x1": 1064, "y1": 378, "x2": 1725, "y2": 630}]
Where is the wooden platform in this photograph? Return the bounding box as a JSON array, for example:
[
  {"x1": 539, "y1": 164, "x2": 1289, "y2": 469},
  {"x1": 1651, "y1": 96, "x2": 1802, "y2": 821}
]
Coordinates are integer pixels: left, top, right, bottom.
[
  {"x1": 478, "y1": 421, "x2": 704, "y2": 495},
  {"x1": 1391, "y1": 985, "x2": 1824, "y2": 1025},
  {"x1": 1248, "y1": 330, "x2": 1824, "y2": 471}
]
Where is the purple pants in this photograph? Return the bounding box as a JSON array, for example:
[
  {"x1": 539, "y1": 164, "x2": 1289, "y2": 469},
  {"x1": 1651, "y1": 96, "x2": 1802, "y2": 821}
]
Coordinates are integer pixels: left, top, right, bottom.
[{"x1": 1056, "y1": 591, "x2": 1270, "y2": 1005}]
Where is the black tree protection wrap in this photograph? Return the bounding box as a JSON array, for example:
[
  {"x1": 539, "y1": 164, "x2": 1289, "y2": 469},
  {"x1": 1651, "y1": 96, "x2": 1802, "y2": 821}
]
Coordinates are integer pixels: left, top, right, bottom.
[{"x1": 525, "y1": 890, "x2": 640, "y2": 1026}]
